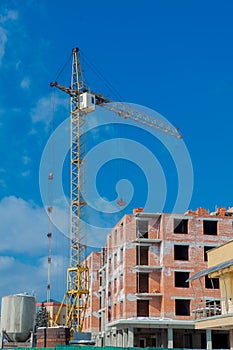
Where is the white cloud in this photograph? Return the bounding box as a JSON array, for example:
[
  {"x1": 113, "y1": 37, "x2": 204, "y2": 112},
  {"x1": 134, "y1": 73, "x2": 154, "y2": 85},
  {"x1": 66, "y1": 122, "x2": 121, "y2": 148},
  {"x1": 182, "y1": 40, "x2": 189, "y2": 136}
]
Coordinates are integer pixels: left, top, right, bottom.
[
  {"x1": 0, "y1": 196, "x2": 68, "y2": 301},
  {"x1": 31, "y1": 95, "x2": 68, "y2": 129},
  {"x1": 0, "y1": 256, "x2": 15, "y2": 270},
  {"x1": 0, "y1": 178, "x2": 6, "y2": 188},
  {"x1": 0, "y1": 10, "x2": 18, "y2": 65},
  {"x1": 20, "y1": 77, "x2": 31, "y2": 89},
  {"x1": 28, "y1": 128, "x2": 37, "y2": 135},
  {"x1": 0, "y1": 255, "x2": 43, "y2": 299},
  {"x1": 0, "y1": 168, "x2": 7, "y2": 188},
  {"x1": 22, "y1": 156, "x2": 31, "y2": 165},
  {"x1": 0, "y1": 27, "x2": 7, "y2": 64},
  {"x1": 0, "y1": 10, "x2": 18, "y2": 23},
  {"x1": 15, "y1": 59, "x2": 22, "y2": 70},
  {"x1": 21, "y1": 170, "x2": 30, "y2": 177},
  {"x1": 0, "y1": 254, "x2": 66, "y2": 302},
  {"x1": 39, "y1": 254, "x2": 68, "y2": 281},
  {"x1": 0, "y1": 196, "x2": 47, "y2": 254}
]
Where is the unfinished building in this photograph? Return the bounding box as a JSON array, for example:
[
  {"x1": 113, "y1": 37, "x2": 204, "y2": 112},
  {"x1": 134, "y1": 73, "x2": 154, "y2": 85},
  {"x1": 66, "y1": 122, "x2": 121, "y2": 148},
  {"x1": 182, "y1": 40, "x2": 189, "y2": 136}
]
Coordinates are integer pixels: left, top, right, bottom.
[{"x1": 83, "y1": 207, "x2": 233, "y2": 348}]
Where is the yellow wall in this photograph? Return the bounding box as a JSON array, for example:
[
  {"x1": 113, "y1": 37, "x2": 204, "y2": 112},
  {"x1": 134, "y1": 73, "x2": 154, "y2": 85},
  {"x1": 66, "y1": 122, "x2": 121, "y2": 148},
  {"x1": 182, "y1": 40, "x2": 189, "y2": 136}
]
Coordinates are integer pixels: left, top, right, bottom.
[
  {"x1": 219, "y1": 272, "x2": 233, "y2": 314},
  {"x1": 207, "y1": 240, "x2": 233, "y2": 315},
  {"x1": 208, "y1": 240, "x2": 233, "y2": 267},
  {"x1": 45, "y1": 304, "x2": 66, "y2": 326}
]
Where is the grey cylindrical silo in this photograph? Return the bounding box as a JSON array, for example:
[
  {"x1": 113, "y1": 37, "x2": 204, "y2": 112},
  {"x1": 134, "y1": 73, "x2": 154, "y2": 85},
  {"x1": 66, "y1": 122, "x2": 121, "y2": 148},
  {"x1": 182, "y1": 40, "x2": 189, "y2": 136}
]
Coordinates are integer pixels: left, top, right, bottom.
[{"x1": 1, "y1": 294, "x2": 36, "y2": 342}]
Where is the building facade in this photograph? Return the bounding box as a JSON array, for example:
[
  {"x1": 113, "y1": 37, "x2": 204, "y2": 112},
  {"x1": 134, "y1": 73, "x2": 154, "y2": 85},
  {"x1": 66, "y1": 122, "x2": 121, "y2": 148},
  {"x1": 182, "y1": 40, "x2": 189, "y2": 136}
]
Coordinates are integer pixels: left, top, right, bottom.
[
  {"x1": 83, "y1": 207, "x2": 233, "y2": 348},
  {"x1": 36, "y1": 299, "x2": 66, "y2": 327},
  {"x1": 189, "y1": 239, "x2": 233, "y2": 350}
]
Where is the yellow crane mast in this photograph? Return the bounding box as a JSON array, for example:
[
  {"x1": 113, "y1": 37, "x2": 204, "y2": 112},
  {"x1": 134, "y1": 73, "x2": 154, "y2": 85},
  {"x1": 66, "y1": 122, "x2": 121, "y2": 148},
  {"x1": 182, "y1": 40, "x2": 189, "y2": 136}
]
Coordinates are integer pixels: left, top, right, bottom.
[{"x1": 50, "y1": 47, "x2": 182, "y2": 332}]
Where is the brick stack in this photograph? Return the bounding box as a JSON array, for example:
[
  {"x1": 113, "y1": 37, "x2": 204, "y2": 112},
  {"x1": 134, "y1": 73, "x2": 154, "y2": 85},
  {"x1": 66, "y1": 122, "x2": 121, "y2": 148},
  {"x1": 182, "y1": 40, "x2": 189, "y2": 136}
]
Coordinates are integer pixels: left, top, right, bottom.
[
  {"x1": 36, "y1": 327, "x2": 70, "y2": 348},
  {"x1": 196, "y1": 207, "x2": 209, "y2": 216},
  {"x1": 217, "y1": 207, "x2": 227, "y2": 217}
]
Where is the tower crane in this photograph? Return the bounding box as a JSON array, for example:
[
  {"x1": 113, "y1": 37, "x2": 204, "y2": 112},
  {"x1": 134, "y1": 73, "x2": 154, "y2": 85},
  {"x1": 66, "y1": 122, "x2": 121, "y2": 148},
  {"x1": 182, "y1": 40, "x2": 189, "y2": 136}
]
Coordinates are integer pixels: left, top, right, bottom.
[{"x1": 50, "y1": 47, "x2": 182, "y2": 333}]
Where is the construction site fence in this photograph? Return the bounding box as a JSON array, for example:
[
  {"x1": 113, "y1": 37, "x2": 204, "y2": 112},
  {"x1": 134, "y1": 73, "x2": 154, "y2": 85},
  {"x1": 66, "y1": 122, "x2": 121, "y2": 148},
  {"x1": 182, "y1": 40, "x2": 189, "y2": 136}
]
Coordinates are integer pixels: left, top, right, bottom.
[
  {"x1": 11, "y1": 346, "x2": 189, "y2": 350},
  {"x1": 56, "y1": 348, "x2": 184, "y2": 350}
]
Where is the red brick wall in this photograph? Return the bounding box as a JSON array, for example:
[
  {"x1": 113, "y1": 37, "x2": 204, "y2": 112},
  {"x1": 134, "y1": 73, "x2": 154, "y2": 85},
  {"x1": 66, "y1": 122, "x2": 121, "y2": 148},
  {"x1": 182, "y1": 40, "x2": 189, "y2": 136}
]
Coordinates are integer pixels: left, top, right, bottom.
[{"x1": 84, "y1": 210, "x2": 233, "y2": 330}]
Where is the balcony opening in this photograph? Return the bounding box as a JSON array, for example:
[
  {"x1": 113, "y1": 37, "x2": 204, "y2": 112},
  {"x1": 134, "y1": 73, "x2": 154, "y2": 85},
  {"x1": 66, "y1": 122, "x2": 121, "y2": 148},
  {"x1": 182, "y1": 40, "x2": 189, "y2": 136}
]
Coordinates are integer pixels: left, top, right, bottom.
[
  {"x1": 137, "y1": 272, "x2": 148, "y2": 293},
  {"x1": 174, "y1": 245, "x2": 189, "y2": 260},
  {"x1": 203, "y1": 220, "x2": 218, "y2": 235},
  {"x1": 205, "y1": 276, "x2": 219, "y2": 289},
  {"x1": 175, "y1": 271, "x2": 189, "y2": 288},
  {"x1": 175, "y1": 299, "x2": 190, "y2": 316},
  {"x1": 206, "y1": 300, "x2": 220, "y2": 308},
  {"x1": 204, "y1": 246, "x2": 216, "y2": 261},
  {"x1": 120, "y1": 301, "x2": 123, "y2": 317},
  {"x1": 137, "y1": 220, "x2": 148, "y2": 238},
  {"x1": 137, "y1": 300, "x2": 149, "y2": 317},
  {"x1": 120, "y1": 247, "x2": 123, "y2": 263},
  {"x1": 108, "y1": 306, "x2": 111, "y2": 322},
  {"x1": 174, "y1": 219, "x2": 188, "y2": 234},
  {"x1": 100, "y1": 274, "x2": 102, "y2": 287},
  {"x1": 114, "y1": 278, "x2": 117, "y2": 294},
  {"x1": 114, "y1": 229, "x2": 117, "y2": 246},
  {"x1": 205, "y1": 300, "x2": 221, "y2": 316},
  {"x1": 101, "y1": 247, "x2": 107, "y2": 265},
  {"x1": 136, "y1": 246, "x2": 148, "y2": 265}
]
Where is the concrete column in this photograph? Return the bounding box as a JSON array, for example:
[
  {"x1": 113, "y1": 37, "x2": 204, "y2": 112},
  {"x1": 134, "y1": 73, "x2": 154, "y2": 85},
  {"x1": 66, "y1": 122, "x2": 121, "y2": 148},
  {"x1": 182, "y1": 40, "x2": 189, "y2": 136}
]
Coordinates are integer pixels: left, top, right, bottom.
[
  {"x1": 167, "y1": 328, "x2": 173, "y2": 348},
  {"x1": 206, "y1": 329, "x2": 212, "y2": 350},
  {"x1": 128, "y1": 327, "x2": 134, "y2": 347},
  {"x1": 123, "y1": 329, "x2": 128, "y2": 348},
  {"x1": 111, "y1": 331, "x2": 117, "y2": 347},
  {"x1": 230, "y1": 329, "x2": 233, "y2": 350},
  {"x1": 117, "y1": 330, "x2": 123, "y2": 347},
  {"x1": 102, "y1": 334, "x2": 106, "y2": 347},
  {"x1": 105, "y1": 332, "x2": 111, "y2": 346}
]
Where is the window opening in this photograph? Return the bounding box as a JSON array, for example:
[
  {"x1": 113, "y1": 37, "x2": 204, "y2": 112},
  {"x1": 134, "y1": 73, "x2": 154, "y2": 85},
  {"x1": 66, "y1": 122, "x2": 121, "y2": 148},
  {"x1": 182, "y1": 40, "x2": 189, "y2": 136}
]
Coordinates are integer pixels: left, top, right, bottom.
[
  {"x1": 174, "y1": 245, "x2": 189, "y2": 260},
  {"x1": 137, "y1": 273, "x2": 149, "y2": 293},
  {"x1": 205, "y1": 276, "x2": 219, "y2": 289},
  {"x1": 137, "y1": 300, "x2": 149, "y2": 317},
  {"x1": 203, "y1": 220, "x2": 218, "y2": 235},
  {"x1": 174, "y1": 219, "x2": 188, "y2": 234},
  {"x1": 175, "y1": 271, "x2": 189, "y2": 288},
  {"x1": 136, "y1": 246, "x2": 148, "y2": 265},
  {"x1": 204, "y1": 246, "x2": 216, "y2": 261},
  {"x1": 175, "y1": 299, "x2": 190, "y2": 316},
  {"x1": 137, "y1": 220, "x2": 148, "y2": 238}
]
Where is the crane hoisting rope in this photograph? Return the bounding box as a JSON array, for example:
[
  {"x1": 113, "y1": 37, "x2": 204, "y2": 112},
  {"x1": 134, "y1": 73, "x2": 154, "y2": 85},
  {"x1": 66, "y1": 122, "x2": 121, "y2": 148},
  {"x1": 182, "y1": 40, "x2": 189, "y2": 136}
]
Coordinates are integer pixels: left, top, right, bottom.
[{"x1": 80, "y1": 49, "x2": 125, "y2": 102}]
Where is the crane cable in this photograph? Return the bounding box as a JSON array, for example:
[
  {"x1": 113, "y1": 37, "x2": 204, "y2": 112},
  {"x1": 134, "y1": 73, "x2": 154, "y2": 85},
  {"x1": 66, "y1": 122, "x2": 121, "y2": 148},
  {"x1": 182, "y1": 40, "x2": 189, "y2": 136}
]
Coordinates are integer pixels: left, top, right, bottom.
[
  {"x1": 81, "y1": 50, "x2": 127, "y2": 215},
  {"x1": 54, "y1": 51, "x2": 73, "y2": 83},
  {"x1": 80, "y1": 50, "x2": 125, "y2": 103}
]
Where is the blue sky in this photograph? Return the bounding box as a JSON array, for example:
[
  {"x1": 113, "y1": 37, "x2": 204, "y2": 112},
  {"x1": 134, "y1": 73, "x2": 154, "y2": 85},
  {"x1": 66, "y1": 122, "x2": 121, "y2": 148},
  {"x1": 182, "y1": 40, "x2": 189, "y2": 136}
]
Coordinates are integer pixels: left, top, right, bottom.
[{"x1": 0, "y1": 0, "x2": 233, "y2": 303}]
